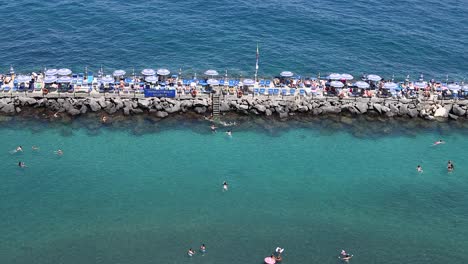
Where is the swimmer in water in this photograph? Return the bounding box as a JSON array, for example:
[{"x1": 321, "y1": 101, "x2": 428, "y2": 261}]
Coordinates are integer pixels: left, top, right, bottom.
[
  {"x1": 18, "y1": 161, "x2": 26, "y2": 168},
  {"x1": 417, "y1": 165, "x2": 423, "y2": 173},
  {"x1": 222, "y1": 181, "x2": 228, "y2": 191},
  {"x1": 188, "y1": 248, "x2": 195, "y2": 257},
  {"x1": 432, "y1": 139, "x2": 445, "y2": 146},
  {"x1": 226, "y1": 130, "x2": 232, "y2": 137},
  {"x1": 275, "y1": 247, "x2": 284, "y2": 254},
  {"x1": 200, "y1": 244, "x2": 206, "y2": 254},
  {"x1": 447, "y1": 160, "x2": 454, "y2": 172},
  {"x1": 210, "y1": 124, "x2": 217, "y2": 133},
  {"x1": 339, "y1": 250, "x2": 353, "y2": 262},
  {"x1": 53, "y1": 112, "x2": 59, "y2": 118},
  {"x1": 32, "y1": 146, "x2": 39, "y2": 151},
  {"x1": 101, "y1": 116, "x2": 108, "y2": 123},
  {"x1": 54, "y1": 149, "x2": 63, "y2": 156},
  {"x1": 16, "y1": 146, "x2": 23, "y2": 152}
]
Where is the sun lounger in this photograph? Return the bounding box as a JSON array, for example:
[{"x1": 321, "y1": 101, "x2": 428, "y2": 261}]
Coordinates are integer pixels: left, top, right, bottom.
[
  {"x1": 253, "y1": 88, "x2": 259, "y2": 95},
  {"x1": 259, "y1": 88, "x2": 266, "y2": 95},
  {"x1": 290, "y1": 88, "x2": 296, "y2": 95},
  {"x1": 265, "y1": 80, "x2": 271, "y2": 87},
  {"x1": 273, "y1": 88, "x2": 280, "y2": 95},
  {"x1": 259, "y1": 80, "x2": 265, "y2": 87},
  {"x1": 228, "y1": 80, "x2": 234, "y2": 87},
  {"x1": 299, "y1": 89, "x2": 305, "y2": 96},
  {"x1": 281, "y1": 89, "x2": 288, "y2": 95},
  {"x1": 219, "y1": 79, "x2": 225, "y2": 86},
  {"x1": 268, "y1": 88, "x2": 274, "y2": 95}
]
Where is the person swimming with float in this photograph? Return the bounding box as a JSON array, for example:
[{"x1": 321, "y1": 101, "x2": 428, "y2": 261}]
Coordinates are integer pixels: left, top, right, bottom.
[
  {"x1": 223, "y1": 181, "x2": 228, "y2": 191},
  {"x1": 432, "y1": 139, "x2": 445, "y2": 146},
  {"x1": 417, "y1": 165, "x2": 423, "y2": 173},
  {"x1": 339, "y1": 249, "x2": 353, "y2": 262},
  {"x1": 188, "y1": 248, "x2": 195, "y2": 257}
]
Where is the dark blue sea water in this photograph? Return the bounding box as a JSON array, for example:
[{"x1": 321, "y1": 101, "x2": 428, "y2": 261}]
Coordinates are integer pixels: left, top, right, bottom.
[{"x1": 1, "y1": 0, "x2": 467, "y2": 80}]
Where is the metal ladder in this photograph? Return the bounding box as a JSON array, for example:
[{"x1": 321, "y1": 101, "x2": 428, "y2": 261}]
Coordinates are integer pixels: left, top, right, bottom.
[{"x1": 212, "y1": 93, "x2": 220, "y2": 117}]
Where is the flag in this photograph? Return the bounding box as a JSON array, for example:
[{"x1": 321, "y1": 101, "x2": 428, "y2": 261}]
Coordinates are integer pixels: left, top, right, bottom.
[{"x1": 255, "y1": 43, "x2": 259, "y2": 71}]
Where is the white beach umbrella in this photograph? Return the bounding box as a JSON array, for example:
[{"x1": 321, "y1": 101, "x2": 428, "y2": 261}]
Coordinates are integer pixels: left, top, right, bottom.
[
  {"x1": 330, "y1": 81, "x2": 344, "y2": 88},
  {"x1": 280, "y1": 71, "x2": 294, "y2": 77},
  {"x1": 45, "y1": 69, "x2": 58, "y2": 76},
  {"x1": 243, "y1": 79, "x2": 255, "y2": 85},
  {"x1": 383, "y1": 82, "x2": 398, "y2": 89},
  {"x1": 141, "y1": 69, "x2": 156, "y2": 76},
  {"x1": 145, "y1": 76, "x2": 158, "y2": 83},
  {"x1": 207, "y1": 79, "x2": 219, "y2": 85},
  {"x1": 355, "y1": 81, "x2": 370, "y2": 89},
  {"x1": 204, "y1": 69, "x2": 219, "y2": 76},
  {"x1": 16, "y1": 75, "x2": 31, "y2": 83},
  {"x1": 57, "y1": 68, "x2": 72, "y2": 76},
  {"x1": 44, "y1": 75, "x2": 57, "y2": 83},
  {"x1": 367, "y1": 74, "x2": 382, "y2": 82},
  {"x1": 328, "y1": 73, "x2": 342, "y2": 80},
  {"x1": 157, "y1": 68, "x2": 171, "y2": 76},
  {"x1": 57, "y1": 76, "x2": 72, "y2": 83},
  {"x1": 448, "y1": 83, "x2": 460, "y2": 91},
  {"x1": 100, "y1": 76, "x2": 114, "y2": 84},
  {"x1": 113, "y1": 70, "x2": 126, "y2": 77},
  {"x1": 414, "y1": 81, "x2": 427, "y2": 89},
  {"x1": 340, "y1": 73, "x2": 354, "y2": 80}
]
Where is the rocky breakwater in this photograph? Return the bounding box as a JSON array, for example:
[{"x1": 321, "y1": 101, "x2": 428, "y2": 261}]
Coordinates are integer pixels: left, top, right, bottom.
[
  {"x1": 0, "y1": 96, "x2": 468, "y2": 121},
  {"x1": 0, "y1": 96, "x2": 212, "y2": 117}
]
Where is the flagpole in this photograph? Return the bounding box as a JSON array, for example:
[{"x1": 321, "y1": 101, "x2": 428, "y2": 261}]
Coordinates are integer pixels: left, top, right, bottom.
[{"x1": 255, "y1": 43, "x2": 259, "y2": 83}]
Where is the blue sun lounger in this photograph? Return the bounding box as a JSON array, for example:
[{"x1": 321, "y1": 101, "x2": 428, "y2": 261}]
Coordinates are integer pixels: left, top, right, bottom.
[
  {"x1": 268, "y1": 88, "x2": 274, "y2": 95},
  {"x1": 228, "y1": 80, "x2": 234, "y2": 87},
  {"x1": 273, "y1": 88, "x2": 279, "y2": 95},
  {"x1": 290, "y1": 88, "x2": 296, "y2": 95},
  {"x1": 259, "y1": 88, "x2": 266, "y2": 94},
  {"x1": 299, "y1": 89, "x2": 305, "y2": 96},
  {"x1": 281, "y1": 89, "x2": 288, "y2": 95},
  {"x1": 253, "y1": 88, "x2": 259, "y2": 94},
  {"x1": 265, "y1": 80, "x2": 271, "y2": 87},
  {"x1": 259, "y1": 80, "x2": 265, "y2": 87},
  {"x1": 219, "y1": 79, "x2": 225, "y2": 86}
]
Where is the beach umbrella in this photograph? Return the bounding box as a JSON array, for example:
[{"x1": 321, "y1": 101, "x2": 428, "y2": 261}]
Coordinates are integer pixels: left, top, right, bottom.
[
  {"x1": 57, "y1": 76, "x2": 72, "y2": 83},
  {"x1": 16, "y1": 75, "x2": 31, "y2": 83},
  {"x1": 280, "y1": 71, "x2": 294, "y2": 77},
  {"x1": 207, "y1": 79, "x2": 219, "y2": 85},
  {"x1": 355, "y1": 81, "x2": 370, "y2": 89},
  {"x1": 45, "y1": 69, "x2": 58, "y2": 75},
  {"x1": 367, "y1": 74, "x2": 382, "y2": 82},
  {"x1": 340, "y1": 73, "x2": 354, "y2": 80},
  {"x1": 141, "y1": 69, "x2": 156, "y2": 76},
  {"x1": 57, "y1": 68, "x2": 72, "y2": 76},
  {"x1": 328, "y1": 73, "x2": 342, "y2": 80},
  {"x1": 204, "y1": 69, "x2": 219, "y2": 76},
  {"x1": 44, "y1": 75, "x2": 57, "y2": 84},
  {"x1": 113, "y1": 70, "x2": 126, "y2": 77},
  {"x1": 145, "y1": 76, "x2": 158, "y2": 83},
  {"x1": 157, "y1": 68, "x2": 171, "y2": 76},
  {"x1": 243, "y1": 79, "x2": 255, "y2": 85},
  {"x1": 448, "y1": 83, "x2": 460, "y2": 91},
  {"x1": 462, "y1": 85, "x2": 468, "y2": 92},
  {"x1": 383, "y1": 82, "x2": 397, "y2": 89},
  {"x1": 414, "y1": 82, "x2": 427, "y2": 89},
  {"x1": 100, "y1": 76, "x2": 114, "y2": 84},
  {"x1": 330, "y1": 81, "x2": 344, "y2": 88}
]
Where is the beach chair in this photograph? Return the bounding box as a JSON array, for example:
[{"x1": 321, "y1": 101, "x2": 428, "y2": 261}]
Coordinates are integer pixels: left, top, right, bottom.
[
  {"x1": 281, "y1": 89, "x2": 288, "y2": 96},
  {"x1": 299, "y1": 89, "x2": 306, "y2": 96},
  {"x1": 3, "y1": 85, "x2": 10, "y2": 92},
  {"x1": 234, "y1": 80, "x2": 239, "y2": 86},
  {"x1": 267, "y1": 88, "x2": 274, "y2": 95},
  {"x1": 228, "y1": 80, "x2": 234, "y2": 87},
  {"x1": 87, "y1": 72, "x2": 94, "y2": 85},
  {"x1": 259, "y1": 80, "x2": 265, "y2": 87},
  {"x1": 265, "y1": 80, "x2": 271, "y2": 87},
  {"x1": 27, "y1": 82, "x2": 34, "y2": 92},
  {"x1": 290, "y1": 88, "x2": 296, "y2": 95},
  {"x1": 253, "y1": 88, "x2": 259, "y2": 95},
  {"x1": 219, "y1": 79, "x2": 225, "y2": 86},
  {"x1": 273, "y1": 88, "x2": 280, "y2": 95},
  {"x1": 259, "y1": 88, "x2": 266, "y2": 95}
]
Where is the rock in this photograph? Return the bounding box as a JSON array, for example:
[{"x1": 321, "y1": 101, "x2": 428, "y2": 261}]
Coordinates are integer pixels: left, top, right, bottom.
[
  {"x1": 80, "y1": 105, "x2": 88, "y2": 114},
  {"x1": 15, "y1": 107, "x2": 21, "y2": 113},
  {"x1": 254, "y1": 104, "x2": 267, "y2": 112},
  {"x1": 434, "y1": 107, "x2": 449, "y2": 118},
  {"x1": 156, "y1": 111, "x2": 168, "y2": 118},
  {"x1": 18, "y1": 97, "x2": 37, "y2": 106},
  {"x1": 312, "y1": 108, "x2": 323, "y2": 115},
  {"x1": 448, "y1": 113, "x2": 459, "y2": 120},
  {"x1": 137, "y1": 99, "x2": 151, "y2": 109},
  {"x1": 408, "y1": 108, "x2": 419, "y2": 118},
  {"x1": 279, "y1": 112, "x2": 288, "y2": 119},
  {"x1": 67, "y1": 108, "x2": 81, "y2": 116},
  {"x1": 321, "y1": 106, "x2": 341, "y2": 114},
  {"x1": 219, "y1": 102, "x2": 230, "y2": 112},
  {"x1": 87, "y1": 98, "x2": 101, "y2": 112},
  {"x1": 298, "y1": 105, "x2": 309, "y2": 112},
  {"x1": 237, "y1": 104, "x2": 249, "y2": 111},
  {"x1": 452, "y1": 105, "x2": 466, "y2": 116},
  {"x1": 355, "y1": 102, "x2": 368, "y2": 113},
  {"x1": 166, "y1": 102, "x2": 181, "y2": 113},
  {"x1": 373, "y1": 103, "x2": 383, "y2": 114},
  {"x1": 265, "y1": 109, "x2": 273, "y2": 116},
  {"x1": 113, "y1": 98, "x2": 124, "y2": 109},
  {"x1": 194, "y1": 106, "x2": 207, "y2": 114},
  {"x1": 399, "y1": 104, "x2": 409, "y2": 115},
  {"x1": 1, "y1": 104, "x2": 15, "y2": 114},
  {"x1": 194, "y1": 99, "x2": 208, "y2": 107},
  {"x1": 389, "y1": 104, "x2": 399, "y2": 114},
  {"x1": 123, "y1": 107, "x2": 131, "y2": 116},
  {"x1": 131, "y1": 108, "x2": 144, "y2": 114}
]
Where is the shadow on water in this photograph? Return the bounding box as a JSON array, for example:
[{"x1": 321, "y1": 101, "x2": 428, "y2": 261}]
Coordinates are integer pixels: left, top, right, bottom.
[{"x1": 1, "y1": 109, "x2": 468, "y2": 139}]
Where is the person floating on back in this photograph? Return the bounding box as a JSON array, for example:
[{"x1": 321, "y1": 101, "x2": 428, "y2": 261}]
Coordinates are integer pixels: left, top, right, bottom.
[{"x1": 432, "y1": 139, "x2": 445, "y2": 146}]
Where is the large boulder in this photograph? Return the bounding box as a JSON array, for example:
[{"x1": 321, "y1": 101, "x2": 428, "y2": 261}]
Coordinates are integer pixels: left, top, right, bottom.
[
  {"x1": 321, "y1": 106, "x2": 341, "y2": 114},
  {"x1": 1, "y1": 103, "x2": 15, "y2": 114},
  {"x1": 265, "y1": 109, "x2": 273, "y2": 116},
  {"x1": 399, "y1": 104, "x2": 409, "y2": 115},
  {"x1": 219, "y1": 102, "x2": 230, "y2": 112},
  {"x1": 166, "y1": 102, "x2": 181, "y2": 113},
  {"x1": 408, "y1": 108, "x2": 419, "y2": 118},
  {"x1": 254, "y1": 104, "x2": 267, "y2": 112},
  {"x1": 87, "y1": 98, "x2": 101, "y2": 112},
  {"x1": 137, "y1": 99, "x2": 151, "y2": 109},
  {"x1": 156, "y1": 111, "x2": 168, "y2": 118},
  {"x1": 194, "y1": 106, "x2": 207, "y2": 114},
  {"x1": 434, "y1": 107, "x2": 449, "y2": 118},
  {"x1": 18, "y1": 97, "x2": 37, "y2": 106},
  {"x1": 452, "y1": 105, "x2": 466, "y2": 116},
  {"x1": 373, "y1": 103, "x2": 383, "y2": 114},
  {"x1": 193, "y1": 99, "x2": 208, "y2": 107},
  {"x1": 67, "y1": 108, "x2": 81, "y2": 116},
  {"x1": 355, "y1": 102, "x2": 368, "y2": 113}
]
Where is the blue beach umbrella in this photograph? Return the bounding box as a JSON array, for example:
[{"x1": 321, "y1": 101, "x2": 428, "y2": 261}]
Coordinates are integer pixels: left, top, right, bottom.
[
  {"x1": 113, "y1": 70, "x2": 126, "y2": 77},
  {"x1": 243, "y1": 79, "x2": 255, "y2": 85},
  {"x1": 57, "y1": 68, "x2": 72, "y2": 76},
  {"x1": 16, "y1": 75, "x2": 31, "y2": 83},
  {"x1": 45, "y1": 69, "x2": 58, "y2": 76},
  {"x1": 330, "y1": 81, "x2": 344, "y2": 88},
  {"x1": 207, "y1": 79, "x2": 219, "y2": 85},
  {"x1": 328, "y1": 73, "x2": 342, "y2": 80},
  {"x1": 280, "y1": 71, "x2": 294, "y2": 77},
  {"x1": 157, "y1": 68, "x2": 171, "y2": 76},
  {"x1": 145, "y1": 76, "x2": 158, "y2": 83},
  {"x1": 44, "y1": 75, "x2": 57, "y2": 84},
  {"x1": 204, "y1": 70, "x2": 219, "y2": 76},
  {"x1": 383, "y1": 82, "x2": 397, "y2": 89},
  {"x1": 448, "y1": 83, "x2": 460, "y2": 91},
  {"x1": 462, "y1": 85, "x2": 468, "y2": 92},
  {"x1": 367, "y1": 74, "x2": 382, "y2": 82},
  {"x1": 355, "y1": 81, "x2": 370, "y2": 89},
  {"x1": 57, "y1": 76, "x2": 72, "y2": 83},
  {"x1": 141, "y1": 69, "x2": 156, "y2": 76}
]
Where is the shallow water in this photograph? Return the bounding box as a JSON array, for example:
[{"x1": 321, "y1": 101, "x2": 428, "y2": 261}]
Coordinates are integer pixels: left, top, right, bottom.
[{"x1": 0, "y1": 117, "x2": 467, "y2": 264}]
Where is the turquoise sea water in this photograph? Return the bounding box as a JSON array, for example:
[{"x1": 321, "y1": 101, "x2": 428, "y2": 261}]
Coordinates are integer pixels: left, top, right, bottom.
[
  {"x1": 0, "y1": 118, "x2": 467, "y2": 264},
  {"x1": 1, "y1": 0, "x2": 467, "y2": 79}
]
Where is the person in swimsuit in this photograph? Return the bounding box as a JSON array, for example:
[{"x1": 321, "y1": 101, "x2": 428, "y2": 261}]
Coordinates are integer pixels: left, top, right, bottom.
[
  {"x1": 226, "y1": 130, "x2": 232, "y2": 137},
  {"x1": 55, "y1": 149, "x2": 63, "y2": 156},
  {"x1": 16, "y1": 146, "x2": 23, "y2": 152},
  {"x1": 223, "y1": 181, "x2": 228, "y2": 191},
  {"x1": 417, "y1": 165, "x2": 423, "y2": 173},
  {"x1": 447, "y1": 160, "x2": 454, "y2": 172},
  {"x1": 32, "y1": 146, "x2": 39, "y2": 151},
  {"x1": 432, "y1": 139, "x2": 445, "y2": 146},
  {"x1": 188, "y1": 248, "x2": 195, "y2": 257},
  {"x1": 200, "y1": 244, "x2": 206, "y2": 254},
  {"x1": 210, "y1": 124, "x2": 217, "y2": 133},
  {"x1": 18, "y1": 161, "x2": 26, "y2": 168}
]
